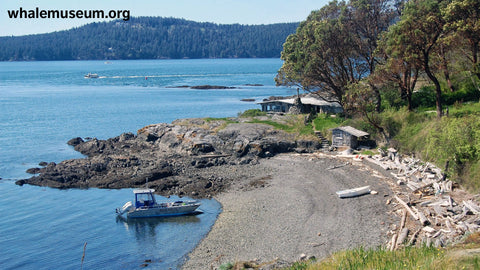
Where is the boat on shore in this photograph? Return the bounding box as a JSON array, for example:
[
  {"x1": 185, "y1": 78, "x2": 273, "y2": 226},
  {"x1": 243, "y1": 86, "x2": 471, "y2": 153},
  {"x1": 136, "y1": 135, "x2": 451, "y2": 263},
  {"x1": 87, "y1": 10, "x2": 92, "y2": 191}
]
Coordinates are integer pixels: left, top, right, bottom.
[
  {"x1": 116, "y1": 188, "x2": 201, "y2": 218},
  {"x1": 84, "y1": 73, "x2": 99, "y2": 78},
  {"x1": 336, "y1": 185, "x2": 371, "y2": 198}
]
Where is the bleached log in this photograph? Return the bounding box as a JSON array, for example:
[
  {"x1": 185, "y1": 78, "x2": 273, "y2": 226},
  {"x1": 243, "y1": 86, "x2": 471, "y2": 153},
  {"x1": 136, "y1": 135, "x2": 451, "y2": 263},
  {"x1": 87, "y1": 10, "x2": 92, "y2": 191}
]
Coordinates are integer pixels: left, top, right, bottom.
[
  {"x1": 413, "y1": 206, "x2": 430, "y2": 226},
  {"x1": 390, "y1": 234, "x2": 398, "y2": 251},
  {"x1": 412, "y1": 182, "x2": 434, "y2": 193},
  {"x1": 463, "y1": 200, "x2": 480, "y2": 215},
  {"x1": 400, "y1": 210, "x2": 407, "y2": 230},
  {"x1": 395, "y1": 195, "x2": 419, "y2": 220},
  {"x1": 433, "y1": 205, "x2": 447, "y2": 217},
  {"x1": 407, "y1": 181, "x2": 422, "y2": 191},
  {"x1": 423, "y1": 226, "x2": 436, "y2": 233},
  {"x1": 396, "y1": 228, "x2": 410, "y2": 247},
  {"x1": 408, "y1": 228, "x2": 421, "y2": 246}
]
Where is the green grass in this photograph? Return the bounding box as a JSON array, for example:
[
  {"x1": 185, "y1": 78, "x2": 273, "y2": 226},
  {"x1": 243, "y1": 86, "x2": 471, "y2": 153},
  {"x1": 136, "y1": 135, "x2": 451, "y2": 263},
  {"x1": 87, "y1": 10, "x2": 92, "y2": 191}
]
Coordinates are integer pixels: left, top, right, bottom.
[
  {"x1": 247, "y1": 115, "x2": 317, "y2": 138},
  {"x1": 304, "y1": 232, "x2": 480, "y2": 270},
  {"x1": 312, "y1": 114, "x2": 345, "y2": 134},
  {"x1": 238, "y1": 109, "x2": 267, "y2": 117},
  {"x1": 309, "y1": 246, "x2": 446, "y2": 270}
]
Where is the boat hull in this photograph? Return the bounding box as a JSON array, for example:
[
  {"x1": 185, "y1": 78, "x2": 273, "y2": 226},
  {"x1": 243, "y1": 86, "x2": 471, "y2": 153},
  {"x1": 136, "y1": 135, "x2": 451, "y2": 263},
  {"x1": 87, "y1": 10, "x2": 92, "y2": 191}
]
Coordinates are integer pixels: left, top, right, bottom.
[{"x1": 126, "y1": 203, "x2": 200, "y2": 218}]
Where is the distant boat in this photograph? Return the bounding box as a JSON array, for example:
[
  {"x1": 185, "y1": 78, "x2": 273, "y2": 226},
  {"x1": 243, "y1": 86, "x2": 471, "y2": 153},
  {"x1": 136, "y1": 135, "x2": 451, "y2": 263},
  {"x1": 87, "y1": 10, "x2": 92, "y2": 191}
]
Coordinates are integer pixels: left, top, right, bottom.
[
  {"x1": 116, "y1": 188, "x2": 201, "y2": 218},
  {"x1": 84, "y1": 73, "x2": 99, "y2": 79},
  {"x1": 336, "y1": 185, "x2": 371, "y2": 198}
]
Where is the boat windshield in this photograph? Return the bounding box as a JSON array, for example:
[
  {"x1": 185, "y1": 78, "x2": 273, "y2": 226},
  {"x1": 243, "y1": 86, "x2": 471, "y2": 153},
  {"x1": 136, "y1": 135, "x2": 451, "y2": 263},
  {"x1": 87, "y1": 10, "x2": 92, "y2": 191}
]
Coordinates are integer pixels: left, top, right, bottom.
[{"x1": 135, "y1": 192, "x2": 156, "y2": 207}]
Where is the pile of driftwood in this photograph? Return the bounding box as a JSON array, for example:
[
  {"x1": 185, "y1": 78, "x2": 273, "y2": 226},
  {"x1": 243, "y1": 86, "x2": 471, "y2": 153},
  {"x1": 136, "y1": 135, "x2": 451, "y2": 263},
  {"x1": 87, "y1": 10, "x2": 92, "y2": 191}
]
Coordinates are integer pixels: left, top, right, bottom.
[{"x1": 366, "y1": 148, "x2": 480, "y2": 250}]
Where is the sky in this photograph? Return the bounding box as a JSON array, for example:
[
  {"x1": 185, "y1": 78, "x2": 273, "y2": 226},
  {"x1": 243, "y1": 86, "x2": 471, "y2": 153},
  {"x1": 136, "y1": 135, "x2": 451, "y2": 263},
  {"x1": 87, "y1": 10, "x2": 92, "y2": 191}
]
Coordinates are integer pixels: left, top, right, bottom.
[{"x1": 0, "y1": 0, "x2": 330, "y2": 37}]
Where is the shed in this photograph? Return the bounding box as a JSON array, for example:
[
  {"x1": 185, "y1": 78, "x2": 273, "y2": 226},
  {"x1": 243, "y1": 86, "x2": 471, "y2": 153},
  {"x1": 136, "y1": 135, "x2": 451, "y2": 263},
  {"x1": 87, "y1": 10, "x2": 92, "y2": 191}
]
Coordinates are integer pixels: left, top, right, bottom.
[{"x1": 331, "y1": 126, "x2": 369, "y2": 149}]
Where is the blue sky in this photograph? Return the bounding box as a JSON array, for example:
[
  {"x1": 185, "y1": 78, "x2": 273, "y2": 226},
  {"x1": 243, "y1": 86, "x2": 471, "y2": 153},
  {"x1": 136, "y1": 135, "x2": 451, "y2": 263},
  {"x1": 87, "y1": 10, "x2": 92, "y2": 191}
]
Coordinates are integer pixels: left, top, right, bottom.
[{"x1": 1, "y1": 0, "x2": 330, "y2": 37}]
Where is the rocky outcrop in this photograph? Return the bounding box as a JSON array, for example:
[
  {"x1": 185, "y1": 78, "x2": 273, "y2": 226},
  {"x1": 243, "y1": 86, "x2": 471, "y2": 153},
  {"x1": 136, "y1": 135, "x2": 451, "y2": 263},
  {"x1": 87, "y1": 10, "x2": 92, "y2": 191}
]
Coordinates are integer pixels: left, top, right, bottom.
[{"x1": 17, "y1": 118, "x2": 321, "y2": 197}]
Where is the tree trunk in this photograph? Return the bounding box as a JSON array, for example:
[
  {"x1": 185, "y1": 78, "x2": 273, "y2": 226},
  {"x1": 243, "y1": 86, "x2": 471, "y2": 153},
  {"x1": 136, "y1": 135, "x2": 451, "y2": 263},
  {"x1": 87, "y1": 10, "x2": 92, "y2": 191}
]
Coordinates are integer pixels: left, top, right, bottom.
[
  {"x1": 424, "y1": 52, "x2": 443, "y2": 117},
  {"x1": 472, "y1": 42, "x2": 480, "y2": 80},
  {"x1": 370, "y1": 83, "x2": 381, "y2": 113},
  {"x1": 440, "y1": 45, "x2": 455, "y2": 92}
]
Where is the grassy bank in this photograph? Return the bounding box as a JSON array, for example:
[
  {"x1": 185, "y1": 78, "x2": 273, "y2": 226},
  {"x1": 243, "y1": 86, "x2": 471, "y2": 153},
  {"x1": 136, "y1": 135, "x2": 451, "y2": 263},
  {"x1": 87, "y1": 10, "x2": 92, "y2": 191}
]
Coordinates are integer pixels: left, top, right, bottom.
[
  {"x1": 281, "y1": 232, "x2": 480, "y2": 270},
  {"x1": 360, "y1": 102, "x2": 480, "y2": 193}
]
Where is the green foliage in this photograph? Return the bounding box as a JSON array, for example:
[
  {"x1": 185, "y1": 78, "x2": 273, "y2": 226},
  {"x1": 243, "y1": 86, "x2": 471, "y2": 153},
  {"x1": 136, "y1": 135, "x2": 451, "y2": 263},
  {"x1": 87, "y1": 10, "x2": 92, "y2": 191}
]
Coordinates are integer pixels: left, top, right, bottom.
[
  {"x1": 312, "y1": 114, "x2": 345, "y2": 134},
  {"x1": 238, "y1": 109, "x2": 267, "y2": 118},
  {"x1": 284, "y1": 257, "x2": 316, "y2": 270},
  {"x1": 411, "y1": 86, "x2": 437, "y2": 108},
  {"x1": 381, "y1": 86, "x2": 406, "y2": 110},
  {"x1": 219, "y1": 262, "x2": 234, "y2": 270},
  {"x1": 391, "y1": 104, "x2": 480, "y2": 190},
  {"x1": 443, "y1": 87, "x2": 480, "y2": 106},
  {"x1": 0, "y1": 17, "x2": 298, "y2": 60},
  {"x1": 309, "y1": 245, "x2": 449, "y2": 270},
  {"x1": 277, "y1": 0, "x2": 397, "y2": 102},
  {"x1": 248, "y1": 115, "x2": 316, "y2": 138}
]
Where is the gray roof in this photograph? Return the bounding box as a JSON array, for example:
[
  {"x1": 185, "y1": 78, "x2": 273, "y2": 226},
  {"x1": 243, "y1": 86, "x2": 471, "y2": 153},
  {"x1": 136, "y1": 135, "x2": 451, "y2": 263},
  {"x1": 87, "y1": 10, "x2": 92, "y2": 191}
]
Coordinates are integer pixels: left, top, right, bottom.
[
  {"x1": 333, "y1": 126, "x2": 369, "y2": 137},
  {"x1": 258, "y1": 96, "x2": 342, "y2": 107}
]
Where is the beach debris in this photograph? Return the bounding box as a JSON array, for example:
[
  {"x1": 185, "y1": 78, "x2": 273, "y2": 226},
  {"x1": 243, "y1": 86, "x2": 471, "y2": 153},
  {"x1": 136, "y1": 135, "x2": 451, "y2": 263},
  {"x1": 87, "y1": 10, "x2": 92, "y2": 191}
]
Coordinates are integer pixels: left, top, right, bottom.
[
  {"x1": 336, "y1": 185, "x2": 371, "y2": 198},
  {"x1": 328, "y1": 162, "x2": 350, "y2": 170},
  {"x1": 368, "y1": 149, "x2": 480, "y2": 249}
]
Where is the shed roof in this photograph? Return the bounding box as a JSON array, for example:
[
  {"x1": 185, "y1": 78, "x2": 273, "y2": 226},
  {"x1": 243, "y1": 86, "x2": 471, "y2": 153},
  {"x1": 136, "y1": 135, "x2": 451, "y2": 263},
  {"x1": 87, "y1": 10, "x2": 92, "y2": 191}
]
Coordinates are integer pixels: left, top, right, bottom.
[{"x1": 332, "y1": 126, "x2": 369, "y2": 138}]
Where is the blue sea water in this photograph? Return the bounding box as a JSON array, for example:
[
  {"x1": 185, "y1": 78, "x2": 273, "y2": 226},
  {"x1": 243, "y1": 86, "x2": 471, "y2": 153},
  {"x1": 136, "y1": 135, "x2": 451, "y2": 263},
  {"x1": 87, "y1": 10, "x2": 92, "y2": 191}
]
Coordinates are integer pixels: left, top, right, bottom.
[{"x1": 0, "y1": 59, "x2": 293, "y2": 269}]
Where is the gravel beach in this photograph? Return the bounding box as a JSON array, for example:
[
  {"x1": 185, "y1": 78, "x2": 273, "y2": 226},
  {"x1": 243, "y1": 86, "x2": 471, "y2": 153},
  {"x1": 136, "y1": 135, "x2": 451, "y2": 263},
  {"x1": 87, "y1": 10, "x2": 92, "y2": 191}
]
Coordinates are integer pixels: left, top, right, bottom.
[{"x1": 182, "y1": 153, "x2": 398, "y2": 269}]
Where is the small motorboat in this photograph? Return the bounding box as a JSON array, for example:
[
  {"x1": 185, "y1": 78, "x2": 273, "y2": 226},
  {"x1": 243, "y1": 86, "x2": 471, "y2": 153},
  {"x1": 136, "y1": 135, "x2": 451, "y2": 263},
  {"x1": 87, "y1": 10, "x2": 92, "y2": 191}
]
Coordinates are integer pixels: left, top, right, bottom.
[
  {"x1": 336, "y1": 185, "x2": 371, "y2": 198},
  {"x1": 84, "y1": 73, "x2": 99, "y2": 78},
  {"x1": 116, "y1": 188, "x2": 201, "y2": 218}
]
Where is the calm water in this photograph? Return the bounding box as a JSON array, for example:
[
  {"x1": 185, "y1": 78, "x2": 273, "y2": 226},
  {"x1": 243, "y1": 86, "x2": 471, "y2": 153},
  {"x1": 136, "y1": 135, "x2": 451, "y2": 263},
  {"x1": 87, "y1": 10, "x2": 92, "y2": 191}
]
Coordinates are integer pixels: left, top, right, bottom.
[{"x1": 0, "y1": 59, "x2": 293, "y2": 269}]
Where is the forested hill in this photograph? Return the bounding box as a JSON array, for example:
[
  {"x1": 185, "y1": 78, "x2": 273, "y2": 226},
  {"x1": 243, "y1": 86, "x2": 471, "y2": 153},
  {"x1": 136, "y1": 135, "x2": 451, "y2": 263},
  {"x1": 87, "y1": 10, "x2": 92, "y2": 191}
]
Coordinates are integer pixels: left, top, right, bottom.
[{"x1": 0, "y1": 17, "x2": 299, "y2": 61}]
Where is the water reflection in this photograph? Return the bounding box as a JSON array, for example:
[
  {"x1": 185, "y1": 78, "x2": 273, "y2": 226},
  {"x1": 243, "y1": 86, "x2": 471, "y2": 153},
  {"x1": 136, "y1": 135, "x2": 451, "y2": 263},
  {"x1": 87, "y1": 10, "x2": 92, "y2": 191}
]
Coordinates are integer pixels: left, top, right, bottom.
[{"x1": 116, "y1": 213, "x2": 202, "y2": 241}]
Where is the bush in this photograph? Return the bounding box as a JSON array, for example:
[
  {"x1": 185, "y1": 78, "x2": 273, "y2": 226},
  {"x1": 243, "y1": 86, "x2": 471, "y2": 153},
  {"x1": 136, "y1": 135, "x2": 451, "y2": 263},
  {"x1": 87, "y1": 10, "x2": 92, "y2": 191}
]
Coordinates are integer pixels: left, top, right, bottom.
[
  {"x1": 238, "y1": 109, "x2": 267, "y2": 117},
  {"x1": 312, "y1": 114, "x2": 345, "y2": 134},
  {"x1": 411, "y1": 86, "x2": 437, "y2": 108},
  {"x1": 443, "y1": 86, "x2": 480, "y2": 105}
]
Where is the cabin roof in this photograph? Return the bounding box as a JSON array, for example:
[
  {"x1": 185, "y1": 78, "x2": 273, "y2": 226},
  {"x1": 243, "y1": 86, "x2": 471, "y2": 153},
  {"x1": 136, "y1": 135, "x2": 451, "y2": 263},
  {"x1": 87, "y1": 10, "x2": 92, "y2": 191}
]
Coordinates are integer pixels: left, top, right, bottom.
[
  {"x1": 133, "y1": 188, "x2": 155, "y2": 194},
  {"x1": 258, "y1": 96, "x2": 342, "y2": 107},
  {"x1": 332, "y1": 126, "x2": 369, "y2": 138}
]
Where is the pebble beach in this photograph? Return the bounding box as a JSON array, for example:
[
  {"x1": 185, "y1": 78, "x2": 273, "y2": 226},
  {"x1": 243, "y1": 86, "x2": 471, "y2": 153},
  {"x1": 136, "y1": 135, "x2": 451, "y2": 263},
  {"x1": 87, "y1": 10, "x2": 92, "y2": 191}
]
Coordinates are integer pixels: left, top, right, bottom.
[{"x1": 182, "y1": 153, "x2": 398, "y2": 269}]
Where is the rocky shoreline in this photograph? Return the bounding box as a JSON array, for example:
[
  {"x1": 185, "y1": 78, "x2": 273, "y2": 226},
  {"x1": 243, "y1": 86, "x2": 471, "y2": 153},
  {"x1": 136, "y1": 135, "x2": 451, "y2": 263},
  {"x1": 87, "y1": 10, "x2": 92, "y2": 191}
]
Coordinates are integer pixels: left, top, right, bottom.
[
  {"x1": 16, "y1": 115, "x2": 479, "y2": 268},
  {"x1": 17, "y1": 117, "x2": 322, "y2": 198}
]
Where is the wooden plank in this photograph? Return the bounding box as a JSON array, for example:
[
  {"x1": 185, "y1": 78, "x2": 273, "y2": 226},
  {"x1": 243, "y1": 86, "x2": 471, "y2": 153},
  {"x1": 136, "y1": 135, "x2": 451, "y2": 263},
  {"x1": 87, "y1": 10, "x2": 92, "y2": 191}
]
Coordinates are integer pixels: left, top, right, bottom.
[{"x1": 395, "y1": 195, "x2": 419, "y2": 220}]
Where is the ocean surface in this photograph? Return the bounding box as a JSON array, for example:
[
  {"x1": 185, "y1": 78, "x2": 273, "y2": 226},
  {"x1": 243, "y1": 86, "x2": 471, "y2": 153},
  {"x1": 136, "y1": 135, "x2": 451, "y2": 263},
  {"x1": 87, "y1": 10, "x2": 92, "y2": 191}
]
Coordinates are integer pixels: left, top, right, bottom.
[{"x1": 0, "y1": 58, "x2": 293, "y2": 269}]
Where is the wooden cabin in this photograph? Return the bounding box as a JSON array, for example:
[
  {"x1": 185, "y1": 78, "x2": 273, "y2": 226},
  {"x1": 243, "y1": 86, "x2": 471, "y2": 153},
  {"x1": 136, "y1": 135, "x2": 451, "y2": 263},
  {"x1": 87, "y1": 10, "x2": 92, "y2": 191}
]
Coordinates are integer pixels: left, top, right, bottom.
[
  {"x1": 331, "y1": 126, "x2": 369, "y2": 149},
  {"x1": 258, "y1": 96, "x2": 343, "y2": 114}
]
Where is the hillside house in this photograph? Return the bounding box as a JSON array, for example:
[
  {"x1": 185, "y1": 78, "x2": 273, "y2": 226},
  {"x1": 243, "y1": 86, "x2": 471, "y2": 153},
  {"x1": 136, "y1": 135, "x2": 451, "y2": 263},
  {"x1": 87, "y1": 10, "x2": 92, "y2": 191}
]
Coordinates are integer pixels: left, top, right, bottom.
[{"x1": 258, "y1": 95, "x2": 343, "y2": 114}]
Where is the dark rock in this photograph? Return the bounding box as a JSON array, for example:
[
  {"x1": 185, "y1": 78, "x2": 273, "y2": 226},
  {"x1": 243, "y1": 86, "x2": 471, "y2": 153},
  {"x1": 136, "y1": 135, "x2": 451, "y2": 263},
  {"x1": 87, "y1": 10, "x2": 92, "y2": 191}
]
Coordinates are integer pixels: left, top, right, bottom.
[
  {"x1": 191, "y1": 142, "x2": 215, "y2": 154},
  {"x1": 67, "y1": 137, "x2": 84, "y2": 146},
  {"x1": 190, "y1": 85, "x2": 236, "y2": 90},
  {"x1": 19, "y1": 117, "x2": 323, "y2": 198},
  {"x1": 15, "y1": 179, "x2": 26, "y2": 186},
  {"x1": 26, "y1": 167, "x2": 41, "y2": 174}
]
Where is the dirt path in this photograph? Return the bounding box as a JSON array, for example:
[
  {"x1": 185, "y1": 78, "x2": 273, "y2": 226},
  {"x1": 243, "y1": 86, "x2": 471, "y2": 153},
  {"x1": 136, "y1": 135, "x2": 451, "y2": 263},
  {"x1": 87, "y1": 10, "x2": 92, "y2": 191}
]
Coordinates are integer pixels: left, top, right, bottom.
[{"x1": 182, "y1": 153, "x2": 397, "y2": 269}]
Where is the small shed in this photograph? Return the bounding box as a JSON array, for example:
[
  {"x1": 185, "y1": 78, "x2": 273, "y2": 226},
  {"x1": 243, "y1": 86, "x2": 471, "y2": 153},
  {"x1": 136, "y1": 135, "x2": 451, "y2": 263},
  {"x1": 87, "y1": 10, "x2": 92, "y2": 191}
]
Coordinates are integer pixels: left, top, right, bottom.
[{"x1": 331, "y1": 126, "x2": 369, "y2": 149}]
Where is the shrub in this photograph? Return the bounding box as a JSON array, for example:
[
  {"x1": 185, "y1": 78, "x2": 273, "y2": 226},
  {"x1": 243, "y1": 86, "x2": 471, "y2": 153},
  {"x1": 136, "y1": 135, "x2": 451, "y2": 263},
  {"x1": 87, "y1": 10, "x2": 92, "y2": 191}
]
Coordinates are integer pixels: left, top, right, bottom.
[
  {"x1": 411, "y1": 86, "x2": 437, "y2": 108},
  {"x1": 238, "y1": 109, "x2": 267, "y2": 117}
]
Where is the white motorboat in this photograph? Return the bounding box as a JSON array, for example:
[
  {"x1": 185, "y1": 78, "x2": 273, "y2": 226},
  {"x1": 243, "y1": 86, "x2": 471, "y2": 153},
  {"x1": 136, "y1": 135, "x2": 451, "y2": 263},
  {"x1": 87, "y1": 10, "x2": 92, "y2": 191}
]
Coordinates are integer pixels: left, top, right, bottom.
[
  {"x1": 84, "y1": 73, "x2": 99, "y2": 78},
  {"x1": 116, "y1": 188, "x2": 201, "y2": 218},
  {"x1": 336, "y1": 185, "x2": 371, "y2": 198}
]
